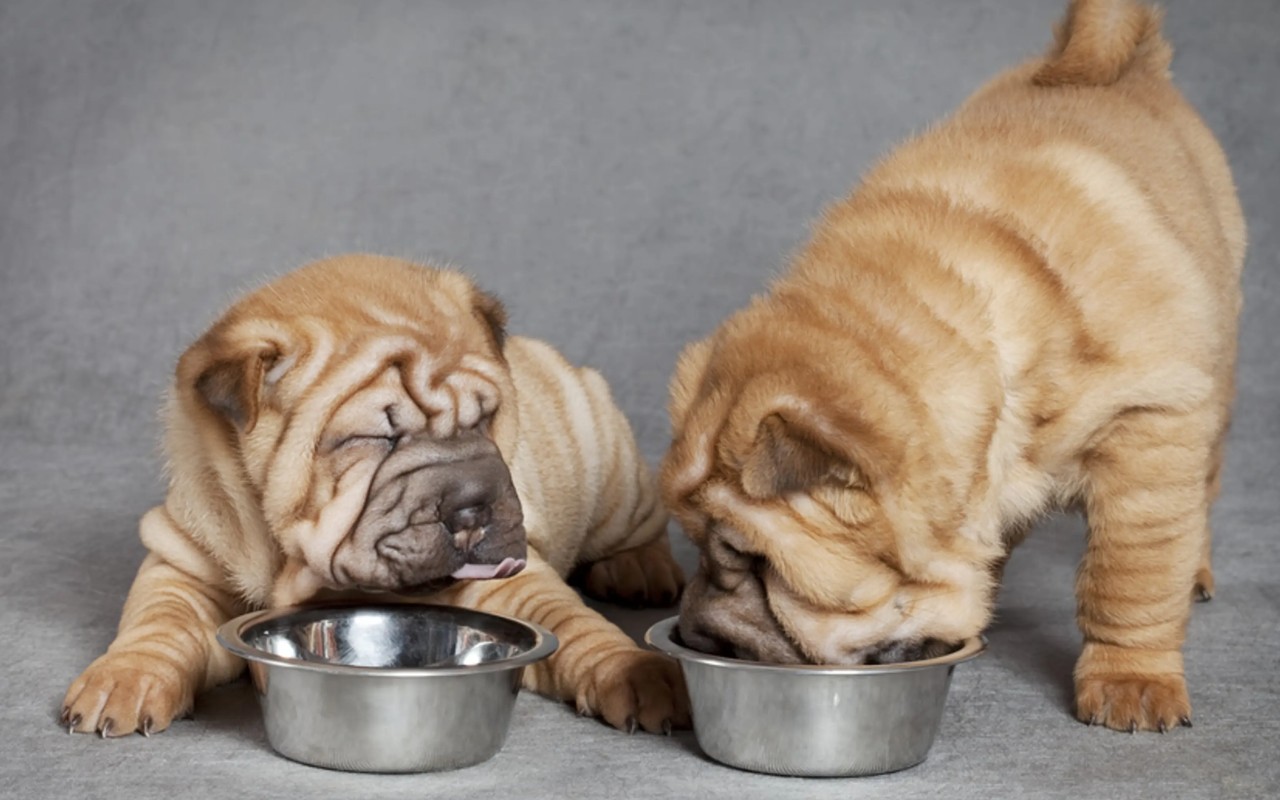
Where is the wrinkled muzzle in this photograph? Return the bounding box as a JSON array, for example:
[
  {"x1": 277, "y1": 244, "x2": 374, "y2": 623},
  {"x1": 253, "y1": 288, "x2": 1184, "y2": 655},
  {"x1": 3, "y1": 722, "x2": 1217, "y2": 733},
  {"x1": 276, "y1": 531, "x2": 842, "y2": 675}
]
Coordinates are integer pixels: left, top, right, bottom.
[
  {"x1": 332, "y1": 431, "x2": 527, "y2": 592},
  {"x1": 673, "y1": 525, "x2": 804, "y2": 663},
  {"x1": 678, "y1": 569, "x2": 952, "y2": 666},
  {"x1": 677, "y1": 531, "x2": 957, "y2": 666},
  {"x1": 677, "y1": 564, "x2": 807, "y2": 664}
]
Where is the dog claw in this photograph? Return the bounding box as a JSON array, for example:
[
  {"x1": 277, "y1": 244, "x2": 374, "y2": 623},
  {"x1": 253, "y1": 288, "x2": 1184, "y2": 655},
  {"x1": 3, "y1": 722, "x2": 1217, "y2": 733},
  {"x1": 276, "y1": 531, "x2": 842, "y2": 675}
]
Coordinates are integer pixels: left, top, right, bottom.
[
  {"x1": 662, "y1": 719, "x2": 673, "y2": 736},
  {"x1": 100, "y1": 719, "x2": 113, "y2": 739},
  {"x1": 1180, "y1": 716, "x2": 1193, "y2": 728},
  {"x1": 58, "y1": 706, "x2": 71, "y2": 725},
  {"x1": 624, "y1": 716, "x2": 638, "y2": 735},
  {"x1": 142, "y1": 717, "x2": 153, "y2": 738},
  {"x1": 67, "y1": 713, "x2": 82, "y2": 734},
  {"x1": 1128, "y1": 722, "x2": 1137, "y2": 734}
]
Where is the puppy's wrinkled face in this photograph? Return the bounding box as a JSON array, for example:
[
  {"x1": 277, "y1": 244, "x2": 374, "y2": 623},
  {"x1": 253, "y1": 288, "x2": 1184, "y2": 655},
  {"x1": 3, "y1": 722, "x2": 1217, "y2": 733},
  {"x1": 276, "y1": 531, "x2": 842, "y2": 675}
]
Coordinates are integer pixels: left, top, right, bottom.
[
  {"x1": 178, "y1": 255, "x2": 528, "y2": 602},
  {"x1": 661, "y1": 336, "x2": 1000, "y2": 666},
  {"x1": 305, "y1": 372, "x2": 526, "y2": 594}
]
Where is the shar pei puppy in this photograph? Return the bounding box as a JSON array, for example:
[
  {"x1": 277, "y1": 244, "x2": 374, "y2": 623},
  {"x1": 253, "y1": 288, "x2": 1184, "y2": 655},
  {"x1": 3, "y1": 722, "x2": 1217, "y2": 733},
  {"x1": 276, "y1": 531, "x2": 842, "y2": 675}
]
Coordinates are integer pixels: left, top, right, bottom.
[
  {"x1": 62, "y1": 255, "x2": 689, "y2": 737},
  {"x1": 662, "y1": 0, "x2": 1244, "y2": 732}
]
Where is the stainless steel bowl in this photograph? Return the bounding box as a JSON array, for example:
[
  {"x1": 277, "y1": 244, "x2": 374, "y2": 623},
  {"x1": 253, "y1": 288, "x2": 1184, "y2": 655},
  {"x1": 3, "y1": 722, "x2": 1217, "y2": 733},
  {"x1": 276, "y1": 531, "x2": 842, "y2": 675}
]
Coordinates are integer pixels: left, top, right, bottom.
[
  {"x1": 217, "y1": 603, "x2": 557, "y2": 773},
  {"x1": 645, "y1": 616, "x2": 984, "y2": 777}
]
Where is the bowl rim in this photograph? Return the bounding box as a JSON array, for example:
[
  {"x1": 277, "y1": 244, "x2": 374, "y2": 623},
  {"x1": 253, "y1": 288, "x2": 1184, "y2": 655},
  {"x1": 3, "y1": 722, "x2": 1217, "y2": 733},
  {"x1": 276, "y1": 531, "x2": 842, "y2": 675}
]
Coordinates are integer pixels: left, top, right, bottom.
[
  {"x1": 216, "y1": 601, "x2": 559, "y2": 677},
  {"x1": 644, "y1": 616, "x2": 985, "y2": 674}
]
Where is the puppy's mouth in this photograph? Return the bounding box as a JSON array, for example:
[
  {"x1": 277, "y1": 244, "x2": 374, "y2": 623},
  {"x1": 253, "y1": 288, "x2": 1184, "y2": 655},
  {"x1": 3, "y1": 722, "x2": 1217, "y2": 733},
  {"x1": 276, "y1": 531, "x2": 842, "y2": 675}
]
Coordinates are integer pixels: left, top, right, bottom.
[{"x1": 357, "y1": 558, "x2": 527, "y2": 596}]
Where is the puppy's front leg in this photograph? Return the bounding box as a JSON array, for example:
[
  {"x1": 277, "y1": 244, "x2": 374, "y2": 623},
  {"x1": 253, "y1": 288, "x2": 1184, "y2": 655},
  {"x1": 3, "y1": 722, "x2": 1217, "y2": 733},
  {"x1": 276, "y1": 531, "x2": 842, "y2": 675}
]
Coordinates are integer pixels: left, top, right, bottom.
[
  {"x1": 1075, "y1": 407, "x2": 1213, "y2": 732},
  {"x1": 62, "y1": 514, "x2": 244, "y2": 736},
  {"x1": 442, "y1": 553, "x2": 689, "y2": 734}
]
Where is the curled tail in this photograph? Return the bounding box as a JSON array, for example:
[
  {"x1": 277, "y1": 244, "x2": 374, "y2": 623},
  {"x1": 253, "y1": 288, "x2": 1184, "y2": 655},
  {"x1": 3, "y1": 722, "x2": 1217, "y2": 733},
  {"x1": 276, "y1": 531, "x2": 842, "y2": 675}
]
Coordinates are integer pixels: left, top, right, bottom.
[{"x1": 1033, "y1": 0, "x2": 1171, "y2": 87}]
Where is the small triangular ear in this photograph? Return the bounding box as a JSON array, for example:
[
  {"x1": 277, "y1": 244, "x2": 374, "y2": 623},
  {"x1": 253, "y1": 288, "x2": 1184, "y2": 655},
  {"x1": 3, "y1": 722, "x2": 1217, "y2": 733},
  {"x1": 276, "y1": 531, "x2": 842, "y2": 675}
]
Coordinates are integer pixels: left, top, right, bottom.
[
  {"x1": 192, "y1": 347, "x2": 277, "y2": 432},
  {"x1": 472, "y1": 288, "x2": 508, "y2": 351},
  {"x1": 740, "y1": 412, "x2": 862, "y2": 498}
]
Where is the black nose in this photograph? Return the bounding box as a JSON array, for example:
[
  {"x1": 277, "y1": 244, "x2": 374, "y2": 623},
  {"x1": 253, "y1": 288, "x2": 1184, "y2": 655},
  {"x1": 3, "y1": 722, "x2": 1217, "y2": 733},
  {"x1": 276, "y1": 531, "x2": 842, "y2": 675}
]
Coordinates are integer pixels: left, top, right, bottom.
[
  {"x1": 864, "y1": 639, "x2": 953, "y2": 665},
  {"x1": 864, "y1": 642, "x2": 923, "y2": 665},
  {"x1": 447, "y1": 504, "x2": 491, "y2": 533},
  {"x1": 675, "y1": 619, "x2": 734, "y2": 657}
]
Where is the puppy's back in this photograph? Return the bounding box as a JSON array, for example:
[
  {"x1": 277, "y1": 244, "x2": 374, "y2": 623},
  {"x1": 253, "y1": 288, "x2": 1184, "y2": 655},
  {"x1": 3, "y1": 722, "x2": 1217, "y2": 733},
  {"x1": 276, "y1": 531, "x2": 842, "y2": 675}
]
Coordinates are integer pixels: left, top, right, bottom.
[
  {"x1": 501, "y1": 336, "x2": 665, "y2": 574},
  {"x1": 843, "y1": 0, "x2": 1243, "y2": 380}
]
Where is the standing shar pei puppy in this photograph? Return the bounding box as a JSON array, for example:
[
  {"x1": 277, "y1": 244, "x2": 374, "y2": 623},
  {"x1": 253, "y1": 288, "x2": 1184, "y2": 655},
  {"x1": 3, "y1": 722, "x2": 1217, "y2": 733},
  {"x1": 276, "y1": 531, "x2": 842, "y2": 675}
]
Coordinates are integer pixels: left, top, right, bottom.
[
  {"x1": 663, "y1": 0, "x2": 1243, "y2": 732},
  {"x1": 63, "y1": 255, "x2": 688, "y2": 737}
]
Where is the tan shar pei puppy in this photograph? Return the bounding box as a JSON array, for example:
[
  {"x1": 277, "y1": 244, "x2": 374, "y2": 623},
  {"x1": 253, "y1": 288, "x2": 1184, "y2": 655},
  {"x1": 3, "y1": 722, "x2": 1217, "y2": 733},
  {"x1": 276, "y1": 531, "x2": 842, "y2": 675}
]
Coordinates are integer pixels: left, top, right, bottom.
[
  {"x1": 663, "y1": 0, "x2": 1243, "y2": 732},
  {"x1": 63, "y1": 255, "x2": 689, "y2": 737}
]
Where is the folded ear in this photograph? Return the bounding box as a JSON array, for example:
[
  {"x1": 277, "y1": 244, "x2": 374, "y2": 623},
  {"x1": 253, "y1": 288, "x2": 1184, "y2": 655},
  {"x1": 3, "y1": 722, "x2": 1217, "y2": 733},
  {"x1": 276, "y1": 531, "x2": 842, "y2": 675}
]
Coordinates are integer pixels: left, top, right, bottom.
[
  {"x1": 471, "y1": 288, "x2": 508, "y2": 352},
  {"x1": 180, "y1": 339, "x2": 281, "y2": 432},
  {"x1": 740, "y1": 410, "x2": 866, "y2": 499}
]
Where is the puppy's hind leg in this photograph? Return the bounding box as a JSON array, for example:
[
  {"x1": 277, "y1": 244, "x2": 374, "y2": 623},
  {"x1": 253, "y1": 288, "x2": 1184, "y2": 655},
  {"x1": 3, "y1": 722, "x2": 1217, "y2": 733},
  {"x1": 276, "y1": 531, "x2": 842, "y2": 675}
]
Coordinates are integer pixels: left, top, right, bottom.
[
  {"x1": 578, "y1": 529, "x2": 684, "y2": 609},
  {"x1": 574, "y1": 468, "x2": 684, "y2": 609},
  {"x1": 1193, "y1": 431, "x2": 1226, "y2": 602},
  {"x1": 568, "y1": 368, "x2": 685, "y2": 609}
]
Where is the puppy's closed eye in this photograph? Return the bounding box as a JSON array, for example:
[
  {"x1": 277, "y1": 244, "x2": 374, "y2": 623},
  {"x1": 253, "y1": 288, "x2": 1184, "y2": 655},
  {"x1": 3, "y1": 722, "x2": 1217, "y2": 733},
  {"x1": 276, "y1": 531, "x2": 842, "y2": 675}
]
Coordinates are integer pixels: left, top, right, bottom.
[
  {"x1": 331, "y1": 433, "x2": 398, "y2": 452},
  {"x1": 329, "y1": 406, "x2": 404, "y2": 452}
]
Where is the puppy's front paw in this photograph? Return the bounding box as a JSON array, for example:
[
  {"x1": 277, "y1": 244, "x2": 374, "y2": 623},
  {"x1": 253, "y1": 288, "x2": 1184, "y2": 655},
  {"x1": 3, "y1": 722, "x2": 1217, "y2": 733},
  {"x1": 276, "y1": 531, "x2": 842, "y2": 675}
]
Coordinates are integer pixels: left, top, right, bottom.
[
  {"x1": 1074, "y1": 644, "x2": 1191, "y2": 732},
  {"x1": 1075, "y1": 674, "x2": 1191, "y2": 732},
  {"x1": 577, "y1": 650, "x2": 690, "y2": 734},
  {"x1": 61, "y1": 652, "x2": 193, "y2": 737}
]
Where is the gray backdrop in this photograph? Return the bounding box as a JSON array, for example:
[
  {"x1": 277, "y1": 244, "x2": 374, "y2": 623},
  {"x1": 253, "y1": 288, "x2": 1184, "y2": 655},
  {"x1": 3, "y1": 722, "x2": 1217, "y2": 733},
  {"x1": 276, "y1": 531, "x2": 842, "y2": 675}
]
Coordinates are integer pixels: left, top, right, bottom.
[{"x1": 2, "y1": 1, "x2": 1276, "y2": 798}]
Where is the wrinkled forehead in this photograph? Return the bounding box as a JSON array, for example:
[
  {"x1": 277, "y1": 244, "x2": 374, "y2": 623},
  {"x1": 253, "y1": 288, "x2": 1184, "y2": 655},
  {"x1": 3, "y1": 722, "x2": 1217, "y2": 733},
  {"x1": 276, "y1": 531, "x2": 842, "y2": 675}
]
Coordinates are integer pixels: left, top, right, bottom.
[
  {"x1": 324, "y1": 367, "x2": 427, "y2": 432},
  {"x1": 270, "y1": 324, "x2": 437, "y2": 403},
  {"x1": 261, "y1": 321, "x2": 503, "y2": 436}
]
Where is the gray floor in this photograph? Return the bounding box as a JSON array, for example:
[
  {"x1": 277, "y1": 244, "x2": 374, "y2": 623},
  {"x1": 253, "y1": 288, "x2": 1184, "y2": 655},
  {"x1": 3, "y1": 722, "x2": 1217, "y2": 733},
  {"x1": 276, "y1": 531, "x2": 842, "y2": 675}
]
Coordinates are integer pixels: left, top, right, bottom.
[{"x1": 2, "y1": 1, "x2": 1277, "y2": 797}]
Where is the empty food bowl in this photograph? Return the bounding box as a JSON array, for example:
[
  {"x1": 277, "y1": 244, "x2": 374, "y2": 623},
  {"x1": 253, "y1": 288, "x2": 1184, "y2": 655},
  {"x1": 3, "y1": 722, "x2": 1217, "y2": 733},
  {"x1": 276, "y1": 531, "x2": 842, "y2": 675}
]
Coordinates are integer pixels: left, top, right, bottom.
[{"x1": 217, "y1": 602, "x2": 557, "y2": 773}]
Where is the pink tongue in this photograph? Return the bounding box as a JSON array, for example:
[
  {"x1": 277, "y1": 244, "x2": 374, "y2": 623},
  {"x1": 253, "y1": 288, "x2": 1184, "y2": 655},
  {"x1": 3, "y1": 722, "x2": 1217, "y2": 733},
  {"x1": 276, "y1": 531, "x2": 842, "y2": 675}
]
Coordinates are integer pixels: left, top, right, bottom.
[{"x1": 451, "y1": 558, "x2": 526, "y2": 581}]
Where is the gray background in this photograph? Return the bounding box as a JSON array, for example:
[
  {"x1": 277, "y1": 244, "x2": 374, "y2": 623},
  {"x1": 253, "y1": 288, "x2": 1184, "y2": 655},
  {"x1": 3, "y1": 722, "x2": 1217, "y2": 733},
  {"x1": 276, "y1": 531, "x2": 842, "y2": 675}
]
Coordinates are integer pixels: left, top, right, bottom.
[{"x1": 2, "y1": 1, "x2": 1276, "y2": 798}]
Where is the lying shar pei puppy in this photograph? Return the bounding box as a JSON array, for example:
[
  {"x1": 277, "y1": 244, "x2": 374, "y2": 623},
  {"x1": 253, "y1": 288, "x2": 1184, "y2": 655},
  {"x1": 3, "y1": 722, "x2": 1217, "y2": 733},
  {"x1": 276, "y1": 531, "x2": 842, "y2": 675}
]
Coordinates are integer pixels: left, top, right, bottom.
[
  {"x1": 63, "y1": 254, "x2": 688, "y2": 737},
  {"x1": 662, "y1": 0, "x2": 1243, "y2": 732}
]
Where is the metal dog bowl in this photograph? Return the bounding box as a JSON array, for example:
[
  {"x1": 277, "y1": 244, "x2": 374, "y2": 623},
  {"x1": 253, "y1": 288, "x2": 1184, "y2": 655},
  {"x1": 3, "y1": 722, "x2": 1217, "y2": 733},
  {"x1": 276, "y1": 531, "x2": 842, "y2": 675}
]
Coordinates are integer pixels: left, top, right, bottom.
[
  {"x1": 217, "y1": 603, "x2": 557, "y2": 773},
  {"x1": 645, "y1": 616, "x2": 984, "y2": 777}
]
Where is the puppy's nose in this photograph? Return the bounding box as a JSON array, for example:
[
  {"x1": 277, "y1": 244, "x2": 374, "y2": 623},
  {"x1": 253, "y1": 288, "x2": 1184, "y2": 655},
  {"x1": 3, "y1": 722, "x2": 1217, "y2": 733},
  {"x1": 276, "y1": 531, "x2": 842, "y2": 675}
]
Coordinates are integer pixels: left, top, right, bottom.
[
  {"x1": 675, "y1": 614, "x2": 735, "y2": 658},
  {"x1": 864, "y1": 641, "x2": 923, "y2": 665},
  {"x1": 448, "y1": 504, "x2": 491, "y2": 552},
  {"x1": 863, "y1": 639, "x2": 951, "y2": 665},
  {"x1": 449, "y1": 504, "x2": 490, "y2": 532}
]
